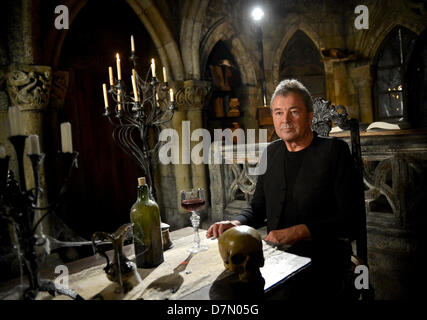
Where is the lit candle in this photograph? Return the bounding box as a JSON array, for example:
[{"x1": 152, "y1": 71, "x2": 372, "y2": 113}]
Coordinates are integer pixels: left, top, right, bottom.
[
  {"x1": 131, "y1": 71, "x2": 139, "y2": 102},
  {"x1": 0, "y1": 145, "x2": 6, "y2": 159},
  {"x1": 155, "y1": 93, "x2": 160, "y2": 107},
  {"x1": 28, "y1": 134, "x2": 40, "y2": 155},
  {"x1": 151, "y1": 58, "x2": 156, "y2": 78},
  {"x1": 131, "y1": 35, "x2": 135, "y2": 52},
  {"x1": 8, "y1": 106, "x2": 24, "y2": 136},
  {"x1": 102, "y1": 83, "x2": 109, "y2": 108},
  {"x1": 60, "y1": 122, "x2": 73, "y2": 153},
  {"x1": 163, "y1": 67, "x2": 167, "y2": 83},
  {"x1": 117, "y1": 89, "x2": 122, "y2": 111},
  {"x1": 169, "y1": 88, "x2": 174, "y2": 102},
  {"x1": 108, "y1": 66, "x2": 114, "y2": 86},
  {"x1": 116, "y1": 53, "x2": 121, "y2": 80}
]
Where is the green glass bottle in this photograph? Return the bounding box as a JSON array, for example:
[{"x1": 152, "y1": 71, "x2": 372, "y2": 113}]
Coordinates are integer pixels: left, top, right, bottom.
[{"x1": 130, "y1": 177, "x2": 164, "y2": 268}]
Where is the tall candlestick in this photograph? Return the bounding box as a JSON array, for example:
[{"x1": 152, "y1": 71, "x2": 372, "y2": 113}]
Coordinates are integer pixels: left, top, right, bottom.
[
  {"x1": 102, "y1": 83, "x2": 109, "y2": 108},
  {"x1": 116, "y1": 53, "x2": 122, "y2": 80},
  {"x1": 8, "y1": 106, "x2": 24, "y2": 136},
  {"x1": 108, "y1": 66, "x2": 114, "y2": 86},
  {"x1": 0, "y1": 144, "x2": 6, "y2": 159},
  {"x1": 28, "y1": 134, "x2": 41, "y2": 155},
  {"x1": 131, "y1": 72, "x2": 139, "y2": 102},
  {"x1": 169, "y1": 88, "x2": 174, "y2": 102},
  {"x1": 151, "y1": 59, "x2": 156, "y2": 78},
  {"x1": 60, "y1": 122, "x2": 73, "y2": 153},
  {"x1": 163, "y1": 67, "x2": 167, "y2": 83},
  {"x1": 131, "y1": 35, "x2": 135, "y2": 52}
]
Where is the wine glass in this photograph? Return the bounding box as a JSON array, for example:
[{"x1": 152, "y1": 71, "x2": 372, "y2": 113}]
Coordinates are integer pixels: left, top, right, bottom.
[{"x1": 180, "y1": 188, "x2": 208, "y2": 253}]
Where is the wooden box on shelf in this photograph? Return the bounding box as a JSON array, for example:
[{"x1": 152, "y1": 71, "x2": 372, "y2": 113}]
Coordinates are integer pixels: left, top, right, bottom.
[
  {"x1": 209, "y1": 65, "x2": 231, "y2": 91},
  {"x1": 226, "y1": 98, "x2": 240, "y2": 117}
]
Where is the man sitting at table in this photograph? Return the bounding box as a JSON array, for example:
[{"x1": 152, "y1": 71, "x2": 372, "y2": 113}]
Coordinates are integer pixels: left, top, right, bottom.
[{"x1": 206, "y1": 79, "x2": 363, "y2": 298}]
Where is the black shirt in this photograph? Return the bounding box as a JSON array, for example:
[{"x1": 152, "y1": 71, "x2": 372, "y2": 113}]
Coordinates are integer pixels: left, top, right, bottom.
[{"x1": 278, "y1": 142, "x2": 312, "y2": 229}]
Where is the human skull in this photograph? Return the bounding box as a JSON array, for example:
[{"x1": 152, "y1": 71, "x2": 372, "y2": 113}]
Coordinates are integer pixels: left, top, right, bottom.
[{"x1": 218, "y1": 225, "x2": 264, "y2": 281}]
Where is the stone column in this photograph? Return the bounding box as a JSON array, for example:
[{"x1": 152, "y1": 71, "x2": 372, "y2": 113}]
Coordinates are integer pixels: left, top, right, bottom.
[
  {"x1": 6, "y1": 65, "x2": 52, "y2": 235},
  {"x1": 351, "y1": 64, "x2": 374, "y2": 124},
  {"x1": 239, "y1": 85, "x2": 260, "y2": 132},
  {"x1": 173, "y1": 79, "x2": 212, "y2": 214}
]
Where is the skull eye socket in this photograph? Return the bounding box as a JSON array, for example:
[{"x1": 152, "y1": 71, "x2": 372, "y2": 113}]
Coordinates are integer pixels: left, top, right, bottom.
[{"x1": 230, "y1": 253, "x2": 246, "y2": 265}]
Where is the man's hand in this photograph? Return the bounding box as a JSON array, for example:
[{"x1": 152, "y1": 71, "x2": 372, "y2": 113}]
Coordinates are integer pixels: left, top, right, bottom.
[
  {"x1": 206, "y1": 220, "x2": 241, "y2": 239},
  {"x1": 264, "y1": 224, "x2": 311, "y2": 245}
]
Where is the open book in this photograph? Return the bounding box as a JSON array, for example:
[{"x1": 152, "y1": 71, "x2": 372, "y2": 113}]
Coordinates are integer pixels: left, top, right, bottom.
[{"x1": 366, "y1": 121, "x2": 400, "y2": 131}]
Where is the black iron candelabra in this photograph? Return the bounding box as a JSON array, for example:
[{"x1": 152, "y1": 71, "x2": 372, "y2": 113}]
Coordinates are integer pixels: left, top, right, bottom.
[
  {"x1": 0, "y1": 135, "x2": 83, "y2": 300},
  {"x1": 103, "y1": 51, "x2": 175, "y2": 199}
]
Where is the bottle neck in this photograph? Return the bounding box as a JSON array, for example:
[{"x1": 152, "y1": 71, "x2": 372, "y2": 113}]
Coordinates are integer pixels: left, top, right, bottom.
[{"x1": 137, "y1": 184, "x2": 149, "y2": 202}]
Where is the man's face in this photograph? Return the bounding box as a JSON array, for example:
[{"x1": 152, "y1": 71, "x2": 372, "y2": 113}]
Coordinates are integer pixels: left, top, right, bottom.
[{"x1": 271, "y1": 92, "x2": 314, "y2": 143}]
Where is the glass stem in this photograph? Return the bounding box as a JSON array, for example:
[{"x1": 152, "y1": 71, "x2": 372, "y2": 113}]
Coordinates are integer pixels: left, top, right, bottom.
[{"x1": 190, "y1": 211, "x2": 200, "y2": 248}]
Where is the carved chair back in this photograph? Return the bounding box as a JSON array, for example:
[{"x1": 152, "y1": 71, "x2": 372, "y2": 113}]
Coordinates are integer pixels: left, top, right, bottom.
[{"x1": 311, "y1": 97, "x2": 368, "y2": 265}]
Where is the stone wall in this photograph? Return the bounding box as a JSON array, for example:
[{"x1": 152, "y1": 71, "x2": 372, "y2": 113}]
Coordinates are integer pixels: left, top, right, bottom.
[{"x1": 1, "y1": 0, "x2": 427, "y2": 297}]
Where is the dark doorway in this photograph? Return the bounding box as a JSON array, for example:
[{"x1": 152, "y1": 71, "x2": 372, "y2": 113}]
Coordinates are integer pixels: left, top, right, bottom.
[
  {"x1": 47, "y1": 1, "x2": 160, "y2": 240},
  {"x1": 279, "y1": 30, "x2": 326, "y2": 98}
]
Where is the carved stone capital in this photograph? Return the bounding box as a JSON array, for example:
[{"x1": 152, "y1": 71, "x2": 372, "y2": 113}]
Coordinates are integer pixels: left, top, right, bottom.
[
  {"x1": 6, "y1": 65, "x2": 52, "y2": 111},
  {"x1": 171, "y1": 80, "x2": 212, "y2": 112}
]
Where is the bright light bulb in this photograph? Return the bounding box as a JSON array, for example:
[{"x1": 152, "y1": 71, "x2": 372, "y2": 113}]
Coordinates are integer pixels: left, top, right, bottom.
[{"x1": 251, "y1": 7, "x2": 264, "y2": 21}]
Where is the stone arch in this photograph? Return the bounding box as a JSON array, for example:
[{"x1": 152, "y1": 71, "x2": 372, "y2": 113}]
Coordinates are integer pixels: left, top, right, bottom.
[
  {"x1": 271, "y1": 24, "x2": 324, "y2": 87},
  {"x1": 44, "y1": 0, "x2": 184, "y2": 81},
  {"x1": 200, "y1": 21, "x2": 257, "y2": 86},
  {"x1": 365, "y1": 21, "x2": 424, "y2": 63},
  {"x1": 180, "y1": 0, "x2": 210, "y2": 80},
  {"x1": 43, "y1": 0, "x2": 88, "y2": 66}
]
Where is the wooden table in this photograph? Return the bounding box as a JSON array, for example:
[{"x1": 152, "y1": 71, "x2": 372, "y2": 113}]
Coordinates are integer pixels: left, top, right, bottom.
[{"x1": 1, "y1": 227, "x2": 311, "y2": 300}]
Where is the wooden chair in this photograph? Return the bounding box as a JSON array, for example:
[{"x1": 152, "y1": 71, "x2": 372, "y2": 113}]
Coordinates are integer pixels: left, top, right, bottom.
[{"x1": 311, "y1": 97, "x2": 374, "y2": 299}]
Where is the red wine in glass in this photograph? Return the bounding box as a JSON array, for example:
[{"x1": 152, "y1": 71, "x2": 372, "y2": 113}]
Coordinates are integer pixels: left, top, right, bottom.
[
  {"x1": 180, "y1": 188, "x2": 208, "y2": 253},
  {"x1": 181, "y1": 198, "x2": 205, "y2": 212}
]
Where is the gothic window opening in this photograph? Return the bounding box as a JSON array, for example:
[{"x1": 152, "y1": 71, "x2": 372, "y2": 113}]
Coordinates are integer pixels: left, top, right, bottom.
[
  {"x1": 373, "y1": 26, "x2": 417, "y2": 122},
  {"x1": 407, "y1": 28, "x2": 427, "y2": 128}
]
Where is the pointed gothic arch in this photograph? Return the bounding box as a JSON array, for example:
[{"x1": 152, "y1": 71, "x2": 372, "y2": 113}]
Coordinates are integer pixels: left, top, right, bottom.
[
  {"x1": 277, "y1": 29, "x2": 326, "y2": 98},
  {"x1": 372, "y1": 25, "x2": 417, "y2": 122}
]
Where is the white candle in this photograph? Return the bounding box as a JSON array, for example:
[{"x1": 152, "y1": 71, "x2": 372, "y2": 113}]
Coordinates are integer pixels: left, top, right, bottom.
[
  {"x1": 151, "y1": 58, "x2": 156, "y2": 78},
  {"x1": 8, "y1": 106, "x2": 24, "y2": 136},
  {"x1": 117, "y1": 89, "x2": 122, "y2": 111},
  {"x1": 131, "y1": 35, "x2": 135, "y2": 52},
  {"x1": 116, "y1": 53, "x2": 121, "y2": 80},
  {"x1": 169, "y1": 88, "x2": 174, "y2": 102},
  {"x1": 163, "y1": 67, "x2": 167, "y2": 83},
  {"x1": 0, "y1": 145, "x2": 6, "y2": 159},
  {"x1": 60, "y1": 122, "x2": 73, "y2": 153},
  {"x1": 108, "y1": 66, "x2": 114, "y2": 86},
  {"x1": 131, "y1": 70, "x2": 139, "y2": 102},
  {"x1": 28, "y1": 134, "x2": 40, "y2": 155},
  {"x1": 155, "y1": 93, "x2": 160, "y2": 107},
  {"x1": 102, "y1": 83, "x2": 109, "y2": 108}
]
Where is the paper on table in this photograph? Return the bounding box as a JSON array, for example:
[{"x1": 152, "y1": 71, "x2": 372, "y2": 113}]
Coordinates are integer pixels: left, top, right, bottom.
[{"x1": 260, "y1": 242, "x2": 311, "y2": 291}]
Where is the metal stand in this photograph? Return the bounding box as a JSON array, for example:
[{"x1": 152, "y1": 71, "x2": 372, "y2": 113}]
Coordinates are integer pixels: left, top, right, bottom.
[
  {"x1": 0, "y1": 135, "x2": 83, "y2": 300},
  {"x1": 103, "y1": 52, "x2": 175, "y2": 199}
]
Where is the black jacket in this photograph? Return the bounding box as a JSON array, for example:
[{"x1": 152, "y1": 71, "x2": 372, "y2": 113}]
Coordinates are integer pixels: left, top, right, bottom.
[{"x1": 234, "y1": 133, "x2": 362, "y2": 244}]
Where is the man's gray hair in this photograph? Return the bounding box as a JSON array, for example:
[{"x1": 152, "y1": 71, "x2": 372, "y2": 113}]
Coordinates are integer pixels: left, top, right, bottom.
[{"x1": 270, "y1": 79, "x2": 313, "y2": 112}]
